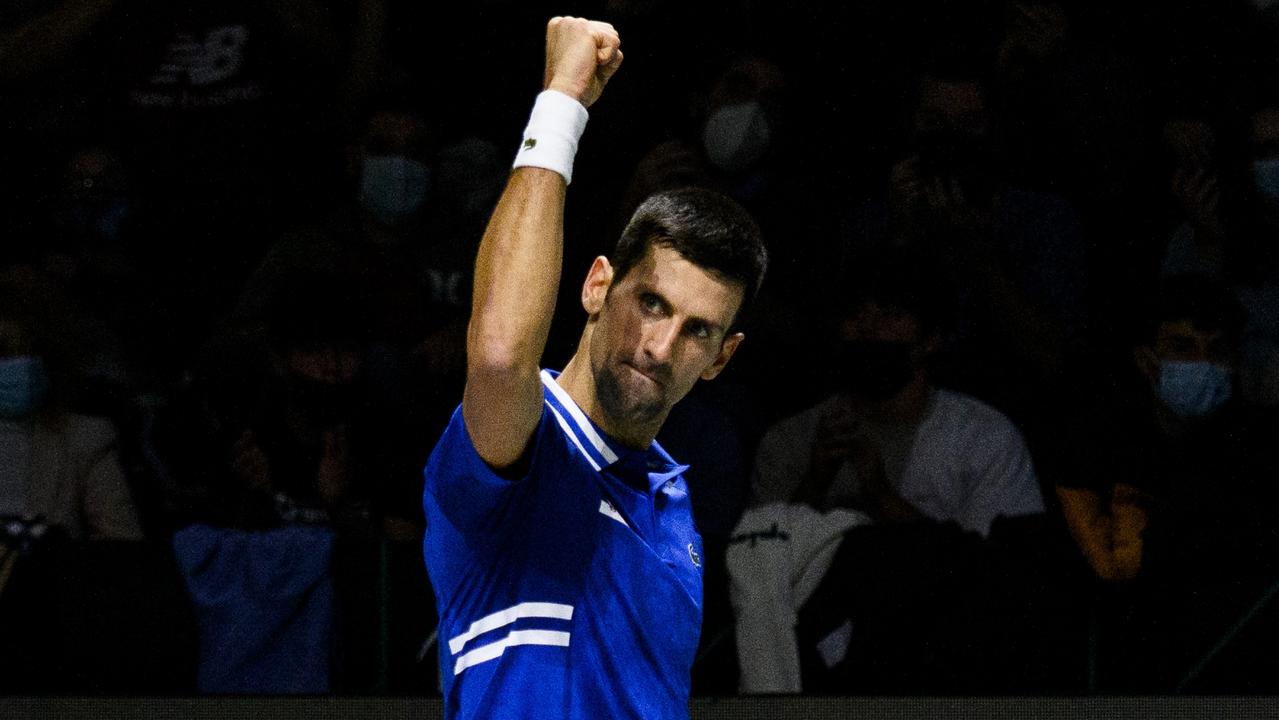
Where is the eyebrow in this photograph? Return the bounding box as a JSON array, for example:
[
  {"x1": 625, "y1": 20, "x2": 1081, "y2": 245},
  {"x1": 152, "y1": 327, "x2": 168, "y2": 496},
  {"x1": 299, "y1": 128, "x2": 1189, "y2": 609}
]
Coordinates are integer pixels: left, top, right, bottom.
[{"x1": 640, "y1": 287, "x2": 726, "y2": 338}]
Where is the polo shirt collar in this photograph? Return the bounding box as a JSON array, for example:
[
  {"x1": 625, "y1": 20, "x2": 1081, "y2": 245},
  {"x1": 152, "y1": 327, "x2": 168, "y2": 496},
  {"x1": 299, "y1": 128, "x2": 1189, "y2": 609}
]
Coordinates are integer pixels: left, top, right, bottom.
[{"x1": 540, "y1": 370, "x2": 688, "y2": 494}]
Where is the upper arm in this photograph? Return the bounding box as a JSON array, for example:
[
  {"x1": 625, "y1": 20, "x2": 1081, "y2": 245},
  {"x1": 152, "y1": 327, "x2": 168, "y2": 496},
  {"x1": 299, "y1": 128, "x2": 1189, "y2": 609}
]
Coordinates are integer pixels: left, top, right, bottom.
[
  {"x1": 77, "y1": 419, "x2": 144, "y2": 540},
  {"x1": 462, "y1": 362, "x2": 545, "y2": 471},
  {"x1": 961, "y1": 418, "x2": 1043, "y2": 535}
]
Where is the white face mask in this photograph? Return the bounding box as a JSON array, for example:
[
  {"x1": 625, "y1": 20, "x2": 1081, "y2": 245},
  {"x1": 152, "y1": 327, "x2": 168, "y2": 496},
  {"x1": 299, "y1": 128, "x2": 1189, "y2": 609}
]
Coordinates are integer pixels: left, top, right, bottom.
[
  {"x1": 701, "y1": 101, "x2": 772, "y2": 173},
  {"x1": 1158, "y1": 360, "x2": 1233, "y2": 418},
  {"x1": 359, "y1": 155, "x2": 431, "y2": 227},
  {"x1": 0, "y1": 356, "x2": 49, "y2": 419}
]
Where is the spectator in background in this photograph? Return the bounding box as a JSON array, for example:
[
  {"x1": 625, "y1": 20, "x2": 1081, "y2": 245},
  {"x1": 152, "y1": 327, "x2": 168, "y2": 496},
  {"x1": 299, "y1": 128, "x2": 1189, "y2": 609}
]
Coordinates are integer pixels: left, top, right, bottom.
[
  {"x1": 842, "y1": 63, "x2": 1090, "y2": 502},
  {"x1": 993, "y1": 2, "x2": 1150, "y2": 205},
  {"x1": 238, "y1": 101, "x2": 494, "y2": 534},
  {"x1": 1155, "y1": 107, "x2": 1279, "y2": 405},
  {"x1": 729, "y1": 253, "x2": 1046, "y2": 695},
  {"x1": 892, "y1": 66, "x2": 1087, "y2": 407},
  {"x1": 0, "y1": 266, "x2": 143, "y2": 542},
  {"x1": 1227, "y1": 106, "x2": 1279, "y2": 404},
  {"x1": 164, "y1": 269, "x2": 384, "y2": 694},
  {"x1": 615, "y1": 56, "x2": 836, "y2": 418},
  {"x1": 0, "y1": 0, "x2": 390, "y2": 376},
  {"x1": 35, "y1": 144, "x2": 160, "y2": 407},
  {"x1": 748, "y1": 253, "x2": 1043, "y2": 535},
  {"x1": 1055, "y1": 274, "x2": 1279, "y2": 691}
]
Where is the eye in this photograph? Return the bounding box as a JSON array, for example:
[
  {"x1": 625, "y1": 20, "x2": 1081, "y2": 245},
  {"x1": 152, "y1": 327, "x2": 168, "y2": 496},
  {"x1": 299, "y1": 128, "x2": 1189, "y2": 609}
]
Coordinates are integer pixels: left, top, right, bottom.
[
  {"x1": 685, "y1": 321, "x2": 711, "y2": 339},
  {"x1": 640, "y1": 293, "x2": 663, "y2": 314}
]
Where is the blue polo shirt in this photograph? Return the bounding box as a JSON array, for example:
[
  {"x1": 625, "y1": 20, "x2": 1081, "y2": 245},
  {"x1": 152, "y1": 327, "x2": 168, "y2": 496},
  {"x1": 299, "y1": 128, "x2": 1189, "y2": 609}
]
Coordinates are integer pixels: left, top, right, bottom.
[{"x1": 422, "y1": 370, "x2": 704, "y2": 720}]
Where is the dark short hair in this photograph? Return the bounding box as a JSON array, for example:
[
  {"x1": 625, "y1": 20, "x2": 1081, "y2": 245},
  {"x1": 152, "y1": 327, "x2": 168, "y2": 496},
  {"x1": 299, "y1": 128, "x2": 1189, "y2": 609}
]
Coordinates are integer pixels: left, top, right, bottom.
[
  {"x1": 611, "y1": 188, "x2": 767, "y2": 328},
  {"x1": 266, "y1": 270, "x2": 368, "y2": 352},
  {"x1": 833, "y1": 249, "x2": 956, "y2": 338},
  {"x1": 1136, "y1": 274, "x2": 1246, "y2": 345}
]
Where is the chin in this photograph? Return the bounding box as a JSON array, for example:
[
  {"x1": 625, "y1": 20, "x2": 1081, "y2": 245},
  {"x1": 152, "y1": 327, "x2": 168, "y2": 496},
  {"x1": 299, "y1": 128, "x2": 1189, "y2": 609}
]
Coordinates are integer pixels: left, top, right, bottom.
[{"x1": 598, "y1": 364, "x2": 667, "y2": 424}]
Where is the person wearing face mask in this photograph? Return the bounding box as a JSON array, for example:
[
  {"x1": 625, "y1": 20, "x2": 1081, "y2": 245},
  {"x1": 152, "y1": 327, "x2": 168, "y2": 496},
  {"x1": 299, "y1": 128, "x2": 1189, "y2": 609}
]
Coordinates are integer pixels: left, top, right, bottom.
[
  {"x1": 1054, "y1": 274, "x2": 1279, "y2": 691},
  {"x1": 0, "y1": 277, "x2": 143, "y2": 542},
  {"x1": 357, "y1": 144, "x2": 431, "y2": 230},
  {"x1": 1056, "y1": 276, "x2": 1249, "y2": 582}
]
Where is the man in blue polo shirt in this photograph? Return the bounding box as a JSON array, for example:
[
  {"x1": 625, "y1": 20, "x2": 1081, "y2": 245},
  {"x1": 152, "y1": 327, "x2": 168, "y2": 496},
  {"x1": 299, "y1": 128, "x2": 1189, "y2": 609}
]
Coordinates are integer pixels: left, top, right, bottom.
[{"x1": 421, "y1": 17, "x2": 768, "y2": 720}]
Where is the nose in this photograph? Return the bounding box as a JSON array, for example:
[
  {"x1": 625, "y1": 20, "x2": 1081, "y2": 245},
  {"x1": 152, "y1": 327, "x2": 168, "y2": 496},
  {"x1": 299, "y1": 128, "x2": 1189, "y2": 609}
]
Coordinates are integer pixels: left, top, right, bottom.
[{"x1": 642, "y1": 319, "x2": 681, "y2": 366}]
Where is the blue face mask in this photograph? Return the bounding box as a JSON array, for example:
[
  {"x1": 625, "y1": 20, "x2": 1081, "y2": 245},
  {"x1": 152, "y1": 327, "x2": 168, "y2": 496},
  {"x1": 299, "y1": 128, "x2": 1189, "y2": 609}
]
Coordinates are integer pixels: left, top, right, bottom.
[
  {"x1": 1158, "y1": 360, "x2": 1232, "y2": 418},
  {"x1": 0, "y1": 356, "x2": 49, "y2": 419},
  {"x1": 1255, "y1": 158, "x2": 1279, "y2": 204},
  {"x1": 359, "y1": 155, "x2": 431, "y2": 227}
]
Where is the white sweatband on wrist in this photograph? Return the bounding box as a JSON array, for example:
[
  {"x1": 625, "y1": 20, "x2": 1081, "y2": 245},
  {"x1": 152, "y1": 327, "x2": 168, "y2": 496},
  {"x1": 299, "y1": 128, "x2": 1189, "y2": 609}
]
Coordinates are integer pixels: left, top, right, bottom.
[{"x1": 512, "y1": 90, "x2": 590, "y2": 184}]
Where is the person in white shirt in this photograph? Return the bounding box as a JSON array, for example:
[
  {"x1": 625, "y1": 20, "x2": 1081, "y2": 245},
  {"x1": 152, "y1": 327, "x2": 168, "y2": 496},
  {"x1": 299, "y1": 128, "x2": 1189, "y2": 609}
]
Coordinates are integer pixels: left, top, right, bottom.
[
  {"x1": 730, "y1": 253, "x2": 1045, "y2": 694},
  {"x1": 749, "y1": 254, "x2": 1044, "y2": 536}
]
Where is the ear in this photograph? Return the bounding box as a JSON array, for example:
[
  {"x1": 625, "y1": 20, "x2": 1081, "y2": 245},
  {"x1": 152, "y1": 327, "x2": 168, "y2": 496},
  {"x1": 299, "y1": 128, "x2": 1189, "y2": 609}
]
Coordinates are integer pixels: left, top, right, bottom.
[
  {"x1": 581, "y1": 256, "x2": 614, "y2": 316},
  {"x1": 701, "y1": 332, "x2": 745, "y2": 381}
]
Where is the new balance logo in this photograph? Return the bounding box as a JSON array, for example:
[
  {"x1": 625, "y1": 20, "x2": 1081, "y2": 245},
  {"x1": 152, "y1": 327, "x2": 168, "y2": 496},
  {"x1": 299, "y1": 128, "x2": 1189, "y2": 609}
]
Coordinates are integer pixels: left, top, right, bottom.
[{"x1": 149, "y1": 25, "x2": 249, "y2": 87}]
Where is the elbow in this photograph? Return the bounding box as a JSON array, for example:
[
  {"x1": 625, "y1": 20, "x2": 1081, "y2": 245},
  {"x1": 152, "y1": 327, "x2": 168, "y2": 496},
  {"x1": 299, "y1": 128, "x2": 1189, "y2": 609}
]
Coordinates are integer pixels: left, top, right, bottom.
[{"x1": 466, "y1": 324, "x2": 538, "y2": 380}]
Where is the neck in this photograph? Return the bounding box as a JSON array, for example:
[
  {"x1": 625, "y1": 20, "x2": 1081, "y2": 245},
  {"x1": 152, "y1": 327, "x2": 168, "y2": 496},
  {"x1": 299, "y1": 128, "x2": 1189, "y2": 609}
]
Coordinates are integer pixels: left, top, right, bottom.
[
  {"x1": 869, "y1": 374, "x2": 933, "y2": 423},
  {"x1": 558, "y1": 334, "x2": 665, "y2": 451}
]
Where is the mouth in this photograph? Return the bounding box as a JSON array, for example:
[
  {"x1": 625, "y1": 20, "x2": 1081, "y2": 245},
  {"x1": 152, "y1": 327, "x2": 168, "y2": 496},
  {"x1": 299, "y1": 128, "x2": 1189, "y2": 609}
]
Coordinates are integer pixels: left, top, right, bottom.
[{"x1": 622, "y1": 361, "x2": 665, "y2": 389}]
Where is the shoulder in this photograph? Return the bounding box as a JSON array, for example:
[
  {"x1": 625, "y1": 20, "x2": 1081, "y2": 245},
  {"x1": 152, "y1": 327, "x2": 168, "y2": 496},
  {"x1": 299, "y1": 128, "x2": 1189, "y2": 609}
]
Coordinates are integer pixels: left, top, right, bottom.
[
  {"x1": 47, "y1": 412, "x2": 120, "y2": 457},
  {"x1": 933, "y1": 389, "x2": 1014, "y2": 425},
  {"x1": 930, "y1": 390, "x2": 1025, "y2": 441},
  {"x1": 759, "y1": 396, "x2": 838, "y2": 450}
]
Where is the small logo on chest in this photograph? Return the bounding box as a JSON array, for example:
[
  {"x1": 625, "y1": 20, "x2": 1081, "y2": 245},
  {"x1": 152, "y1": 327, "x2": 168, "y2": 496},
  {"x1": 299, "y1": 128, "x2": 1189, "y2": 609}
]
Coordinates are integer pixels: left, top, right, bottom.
[{"x1": 688, "y1": 543, "x2": 702, "y2": 568}]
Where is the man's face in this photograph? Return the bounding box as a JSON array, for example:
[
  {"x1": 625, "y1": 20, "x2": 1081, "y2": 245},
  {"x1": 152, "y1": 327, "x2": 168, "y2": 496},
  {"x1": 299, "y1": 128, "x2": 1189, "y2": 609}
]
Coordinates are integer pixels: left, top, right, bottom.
[
  {"x1": 913, "y1": 76, "x2": 990, "y2": 139},
  {"x1": 1136, "y1": 319, "x2": 1237, "y2": 418},
  {"x1": 360, "y1": 111, "x2": 430, "y2": 160},
  {"x1": 1155, "y1": 320, "x2": 1231, "y2": 361},
  {"x1": 1136, "y1": 319, "x2": 1236, "y2": 386},
  {"x1": 282, "y1": 345, "x2": 364, "y2": 428},
  {"x1": 835, "y1": 301, "x2": 932, "y2": 404},
  {"x1": 585, "y1": 244, "x2": 744, "y2": 427},
  {"x1": 839, "y1": 301, "x2": 923, "y2": 345}
]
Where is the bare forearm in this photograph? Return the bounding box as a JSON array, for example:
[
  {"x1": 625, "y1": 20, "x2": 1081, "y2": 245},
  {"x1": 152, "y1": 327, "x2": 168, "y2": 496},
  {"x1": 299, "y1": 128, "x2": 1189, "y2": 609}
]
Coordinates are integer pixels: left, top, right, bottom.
[
  {"x1": 468, "y1": 167, "x2": 566, "y2": 373},
  {"x1": 462, "y1": 166, "x2": 569, "y2": 468},
  {"x1": 461, "y1": 17, "x2": 620, "y2": 469}
]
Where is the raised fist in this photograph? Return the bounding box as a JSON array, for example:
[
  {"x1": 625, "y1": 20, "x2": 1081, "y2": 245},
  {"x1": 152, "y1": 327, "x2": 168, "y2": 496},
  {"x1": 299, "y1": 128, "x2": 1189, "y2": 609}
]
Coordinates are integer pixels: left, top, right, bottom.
[{"x1": 543, "y1": 17, "x2": 623, "y2": 108}]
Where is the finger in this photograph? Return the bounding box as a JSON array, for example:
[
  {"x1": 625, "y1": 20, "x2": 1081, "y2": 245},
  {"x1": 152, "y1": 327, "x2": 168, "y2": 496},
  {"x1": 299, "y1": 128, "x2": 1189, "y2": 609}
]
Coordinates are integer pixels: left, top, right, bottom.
[
  {"x1": 590, "y1": 22, "x2": 620, "y2": 46},
  {"x1": 598, "y1": 44, "x2": 622, "y2": 68}
]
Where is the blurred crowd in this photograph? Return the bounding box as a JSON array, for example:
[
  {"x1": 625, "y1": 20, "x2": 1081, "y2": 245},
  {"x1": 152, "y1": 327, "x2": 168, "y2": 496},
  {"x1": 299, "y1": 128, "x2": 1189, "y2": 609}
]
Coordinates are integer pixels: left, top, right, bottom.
[{"x1": 2, "y1": 0, "x2": 1279, "y2": 697}]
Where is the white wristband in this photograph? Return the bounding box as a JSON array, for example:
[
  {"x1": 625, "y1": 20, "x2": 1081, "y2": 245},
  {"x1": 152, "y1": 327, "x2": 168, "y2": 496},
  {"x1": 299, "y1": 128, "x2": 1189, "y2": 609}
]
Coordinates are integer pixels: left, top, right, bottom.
[{"x1": 512, "y1": 90, "x2": 590, "y2": 184}]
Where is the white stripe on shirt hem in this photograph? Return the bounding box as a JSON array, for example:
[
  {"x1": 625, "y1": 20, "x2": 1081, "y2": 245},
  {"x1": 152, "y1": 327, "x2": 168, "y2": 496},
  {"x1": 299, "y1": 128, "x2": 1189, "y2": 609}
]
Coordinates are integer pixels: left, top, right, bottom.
[
  {"x1": 453, "y1": 629, "x2": 572, "y2": 676},
  {"x1": 448, "y1": 601, "x2": 574, "y2": 654}
]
